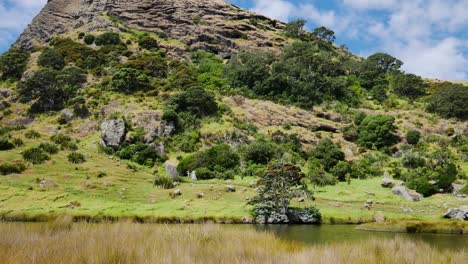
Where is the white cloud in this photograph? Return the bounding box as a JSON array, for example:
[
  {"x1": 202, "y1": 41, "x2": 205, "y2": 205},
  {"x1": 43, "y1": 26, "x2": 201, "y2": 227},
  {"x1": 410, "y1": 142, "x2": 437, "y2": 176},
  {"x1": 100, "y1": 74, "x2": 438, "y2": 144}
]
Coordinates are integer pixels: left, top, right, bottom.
[
  {"x1": 342, "y1": 0, "x2": 398, "y2": 10},
  {"x1": 251, "y1": 0, "x2": 295, "y2": 22}
]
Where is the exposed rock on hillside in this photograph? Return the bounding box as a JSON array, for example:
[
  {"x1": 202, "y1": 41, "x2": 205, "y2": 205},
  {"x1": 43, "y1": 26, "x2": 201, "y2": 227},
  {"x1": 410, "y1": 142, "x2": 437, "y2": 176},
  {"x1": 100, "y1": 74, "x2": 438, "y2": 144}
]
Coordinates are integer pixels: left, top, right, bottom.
[
  {"x1": 101, "y1": 119, "x2": 126, "y2": 149},
  {"x1": 15, "y1": 0, "x2": 286, "y2": 57}
]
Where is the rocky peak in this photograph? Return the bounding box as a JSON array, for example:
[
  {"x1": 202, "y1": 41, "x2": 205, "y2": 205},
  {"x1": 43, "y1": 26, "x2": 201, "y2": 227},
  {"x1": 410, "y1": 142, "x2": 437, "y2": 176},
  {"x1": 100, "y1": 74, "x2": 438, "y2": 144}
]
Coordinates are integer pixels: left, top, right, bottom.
[{"x1": 15, "y1": 0, "x2": 287, "y2": 57}]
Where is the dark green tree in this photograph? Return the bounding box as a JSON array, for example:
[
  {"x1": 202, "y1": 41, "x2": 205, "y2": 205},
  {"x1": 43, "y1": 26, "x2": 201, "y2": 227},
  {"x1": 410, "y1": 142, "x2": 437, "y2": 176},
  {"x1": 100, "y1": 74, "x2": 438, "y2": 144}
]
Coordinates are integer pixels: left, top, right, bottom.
[
  {"x1": 391, "y1": 73, "x2": 427, "y2": 100},
  {"x1": 83, "y1": 34, "x2": 95, "y2": 45},
  {"x1": 0, "y1": 48, "x2": 30, "y2": 80},
  {"x1": 426, "y1": 84, "x2": 468, "y2": 120},
  {"x1": 38, "y1": 48, "x2": 65, "y2": 70},
  {"x1": 284, "y1": 19, "x2": 307, "y2": 38},
  {"x1": 95, "y1": 32, "x2": 121, "y2": 46},
  {"x1": 312, "y1": 26, "x2": 336, "y2": 42},
  {"x1": 167, "y1": 86, "x2": 218, "y2": 117},
  {"x1": 138, "y1": 36, "x2": 159, "y2": 50},
  {"x1": 111, "y1": 68, "x2": 151, "y2": 93},
  {"x1": 406, "y1": 130, "x2": 421, "y2": 145},
  {"x1": 310, "y1": 138, "x2": 345, "y2": 171}
]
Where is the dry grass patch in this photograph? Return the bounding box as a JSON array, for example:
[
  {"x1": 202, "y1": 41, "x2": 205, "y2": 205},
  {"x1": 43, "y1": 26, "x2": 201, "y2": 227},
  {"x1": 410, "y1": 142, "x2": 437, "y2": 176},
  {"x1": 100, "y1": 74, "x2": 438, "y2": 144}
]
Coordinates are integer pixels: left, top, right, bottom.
[{"x1": 0, "y1": 221, "x2": 465, "y2": 264}]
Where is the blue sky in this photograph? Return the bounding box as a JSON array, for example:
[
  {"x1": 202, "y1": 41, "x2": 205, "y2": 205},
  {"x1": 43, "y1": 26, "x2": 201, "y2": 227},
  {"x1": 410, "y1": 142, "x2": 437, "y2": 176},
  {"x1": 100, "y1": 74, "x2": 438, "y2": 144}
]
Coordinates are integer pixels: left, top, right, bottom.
[{"x1": 0, "y1": 0, "x2": 467, "y2": 81}]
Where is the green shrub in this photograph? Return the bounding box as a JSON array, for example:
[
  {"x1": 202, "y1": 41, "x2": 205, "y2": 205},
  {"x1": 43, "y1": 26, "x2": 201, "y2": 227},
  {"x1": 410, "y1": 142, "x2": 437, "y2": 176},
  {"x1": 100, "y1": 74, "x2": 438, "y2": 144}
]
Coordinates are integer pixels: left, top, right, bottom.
[
  {"x1": 154, "y1": 175, "x2": 174, "y2": 189},
  {"x1": 38, "y1": 143, "x2": 59, "y2": 154},
  {"x1": 195, "y1": 167, "x2": 216, "y2": 180},
  {"x1": 426, "y1": 84, "x2": 468, "y2": 120},
  {"x1": 241, "y1": 139, "x2": 278, "y2": 165},
  {"x1": 25, "y1": 130, "x2": 41, "y2": 139},
  {"x1": 406, "y1": 130, "x2": 421, "y2": 145},
  {"x1": 310, "y1": 138, "x2": 345, "y2": 171},
  {"x1": 401, "y1": 151, "x2": 426, "y2": 169},
  {"x1": 138, "y1": 36, "x2": 159, "y2": 50},
  {"x1": 306, "y1": 158, "x2": 336, "y2": 186},
  {"x1": 0, "y1": 162, "x2": 26, "y2": 175},
  {"x1": 51, "y1": 134, "x2": 78, "y2": 150},
  {"x1": 283, "y1": 19, "x2": 306, "y2": 38},
  {"x1": 12, "y1": 138, "x2": 24, "y2": 147},
  {"x1": 0, "y1": 138, "x2": 15, "y2": 150},
  {"x1": 111, "y1": 68, "x2": 151, "y2": 93},
  {"x1": 53, "y1": 38, "x2": 98, "y2": 69},
  {"x1": 0, "y1": 48, "x2": 30, "y2": 80},
  {"x1": 330, "y1": 161, "x2": 352, "y2": 181},
  {"x1": 177, "y1": 144, "x2": 240, "y2": 175},
  {"x1": 391, "y1": 73, "x2": 427, "y2": 100},
  {"x1": 124, "y1": 53, "x2": 168, "y2": 78},
  {"x1": 83, "y1": 34, "x2": 95, "y2": 45},
  {"x1": 38, "y1": 48, "x2": 65, "y2": 70},
  {"x1": 22, "y1": 147, "x2": 50, "y2": 164},
  {"x1": 68, "y1": 152, "x2": 86, "y2": 164},
  {"x1": 358, "y1": 115, "x2": 398, "y2": 149},
  {"x1": 167, "y1": 86, "x2": 218, "y2": 117},
  {"x1": 117, "y1": 143, "x2": 165, "y2": 167},
  {"x1": 95, "y1": 32, "x2": 121, "y2": 46}
]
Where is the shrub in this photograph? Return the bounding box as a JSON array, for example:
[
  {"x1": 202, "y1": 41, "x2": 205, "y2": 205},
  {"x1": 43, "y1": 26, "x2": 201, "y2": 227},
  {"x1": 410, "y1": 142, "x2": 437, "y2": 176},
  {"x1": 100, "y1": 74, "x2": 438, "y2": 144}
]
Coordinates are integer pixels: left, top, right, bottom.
[
  {"x1": 53, "y1": 38, "x2": 98, "y2": 69},
  {"x1": 426, "y1": 84, "x2": 468, "y2": 120},
  {"x1": 0, "y1": 162, "x2": 26, "y2": 175},
  {"x1": 406, "y1": 130, "x2": 421, "y2": 145},
  {"x1": 95, "y1": 32, "x2": 121, "y2": 46},
  {"x1": 167, "y1": 86, "x2": 218, "y2": 117},
  {"x1": 177, "y1": 144, "x2": 240, "y2": 175},
  {"x1": 284, "y1": 19, "x2": 306, "y2": 39},
  {"x1": 117, "y1": 143, "x2": 165, "y2": 167},
  {"x1": 83, "y1": 34, "x2": 95, "y2": 45},
  {"x1": 68, "y1": 152, "x2": 86, "y2": 164},
  {"x1": 154, "y1": 175, "x2": 174, "y2": 189},
  {"x1": 111, "y1": 68, "x2": 151, "y2": 93},
  {"x1": 138, "y1": 36, "x2": 159, "y2": 50},
  {"x1": 0, "y1": 48, "x2": 30, "y2": 80},
  {"x1": 51, "y1": 134, "x2": 78, "y2": 150},
  {"x1": 22, "y1": 147, "x2": 50, "y2": 164},
  {"x1": 391, "y1": 73, "x2": 427, "y2": 100},
  {"x1": 124, "y1": 53, "x2": 168, "y2": 78},
  {"x1": 38, "y1": 48, "x2": 65, "y2": 70},
  {"x1": 0, "y1": 138, "x2": 15, "y2": 150},
  {"x1": 38, "y1": 143, "x2": 59, "y2": 154},
  {"x1": 306, "y1": 158, "x2": 336, "y2": 186},
  {"x1": 195, "y1": 167, "x2": 216, "y2": 180},
  {"x1": 358, "y1": 115, "x2": 398, "y2": 149},
  {"x1": 12, "y1": 138, "x2": 24, "y2": 147},
  {"x1": 241, "y1": 139, "x2": 278, "y2": 165},
  {"x1": 24, "y1": 130, "x2": 41, "y2": 139},
  {"x1": 405, "y1": 169, "x2": 438, "y2": 197},
  {"x1": 310, "y1": 138, "x2": 345, "y2": 171},
  {"x1": 401, "y1": 151, "x2": 425, "y2": 169},
  {"x1": 330, "y1": 161, "x2": 352, "y2": 181}
]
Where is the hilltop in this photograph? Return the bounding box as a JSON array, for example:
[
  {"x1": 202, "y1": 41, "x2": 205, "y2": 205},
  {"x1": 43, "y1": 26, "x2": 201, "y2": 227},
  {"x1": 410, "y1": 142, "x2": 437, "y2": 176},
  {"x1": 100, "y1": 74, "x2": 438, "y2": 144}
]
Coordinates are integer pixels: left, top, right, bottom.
[{"x1": 0, "y1": 0, "x2": 467, "y2": 224}]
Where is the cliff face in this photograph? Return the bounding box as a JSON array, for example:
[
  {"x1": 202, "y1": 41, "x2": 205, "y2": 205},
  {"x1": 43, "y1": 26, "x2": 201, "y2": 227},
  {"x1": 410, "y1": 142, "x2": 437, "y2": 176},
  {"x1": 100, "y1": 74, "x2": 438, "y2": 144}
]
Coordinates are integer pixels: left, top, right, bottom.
[{"x1": 15, "y1": 0, "x2": 287, "y2": 57}]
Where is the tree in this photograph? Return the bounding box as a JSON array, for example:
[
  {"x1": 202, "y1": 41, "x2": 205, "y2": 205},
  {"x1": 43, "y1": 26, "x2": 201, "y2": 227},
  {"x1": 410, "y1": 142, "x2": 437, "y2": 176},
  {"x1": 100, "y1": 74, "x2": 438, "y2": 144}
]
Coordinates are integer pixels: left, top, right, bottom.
[
  {"x1": 94, "y1": 32, "x2": 121, "y2": 46},
  {"x1": 310, "y1": 138, "x2": 345, "y2": 171},
  {"x1": 330, "y1": 161, "x2": 352, "y2": 181},
  {"x1": 167, "y1": 86, "x2": 218, "y2": 117},
  {"x1": 359, "y1": 53, "x2": 403, "y2": 90},
  {"x1": 83, "y1": 34, "x2": 95, "y2": 45},
  {"x1": 391, "y1": 73, "x2": 427, "y2": 100},
  {"x1": 406, "y1": 130, "x2": 421, "y2": 145},
  {"x1": 284, "y1": 19, "x2": 307, "y2": 38},
  {"x1": 426, "y1": 84, "x2": 468, "y2": 120},
  {"x1": 312, "y1": 26, "x2": 336, "y2": 42},
  {"x1": 138, "y1": 36, "x2": 159, "y2": 50},
  {"x1": 241, "y1": 139, "x2": 278, "y2": 165},
  {"x1": 124, "y1": 53, "x2": 168, "y2": 78},
  {"x1": 38, "y1": 48, "x2": 65, "y2": 70},
  {"x1": 358, "y1": 115, "x2": 398, "y2": 149},
  {"x1": 250, "y1": 162, "x2": 321, "y2": 224},
  {"x1": 111, "y1": 68, "x2": 151, "y2": 93},
  {"x1": 0, "y1": 48, "x2": 30, "y2": 80}
]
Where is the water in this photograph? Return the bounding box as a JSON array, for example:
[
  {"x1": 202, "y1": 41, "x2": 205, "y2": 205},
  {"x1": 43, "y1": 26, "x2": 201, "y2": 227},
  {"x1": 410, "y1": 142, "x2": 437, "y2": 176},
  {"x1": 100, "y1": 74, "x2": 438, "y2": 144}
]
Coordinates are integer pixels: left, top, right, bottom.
[{"x1": 252, "y1": 225, "x2": 468, "y2": 251}]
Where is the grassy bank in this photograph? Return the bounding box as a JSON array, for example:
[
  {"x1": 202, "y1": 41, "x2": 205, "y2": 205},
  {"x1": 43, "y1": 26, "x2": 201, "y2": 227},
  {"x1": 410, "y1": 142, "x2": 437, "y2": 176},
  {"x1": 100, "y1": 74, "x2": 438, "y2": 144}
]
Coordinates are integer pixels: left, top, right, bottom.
[
  {"x1": 0, "y1": 221, "x2": 465, "y2": 264},
  {"x1": 357, "y1": 220, "x2": 468, "y2": 234}
]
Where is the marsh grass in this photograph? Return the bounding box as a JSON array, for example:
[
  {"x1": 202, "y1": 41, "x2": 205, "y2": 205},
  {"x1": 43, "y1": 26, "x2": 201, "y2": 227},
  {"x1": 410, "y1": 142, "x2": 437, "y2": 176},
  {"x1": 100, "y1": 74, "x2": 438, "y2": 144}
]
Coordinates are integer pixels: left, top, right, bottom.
[
  {"x1": 358, "y1": 220, "x2": 468, "y2": 234},
  {"x1": 0, "y1": 221, "x2": 465, "y2": 264}
]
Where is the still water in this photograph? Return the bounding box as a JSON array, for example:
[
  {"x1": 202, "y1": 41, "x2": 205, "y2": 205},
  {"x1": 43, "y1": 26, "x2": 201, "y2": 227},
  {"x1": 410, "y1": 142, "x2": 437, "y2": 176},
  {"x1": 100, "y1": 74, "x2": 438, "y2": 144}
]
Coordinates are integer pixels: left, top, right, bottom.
[{"x1": 250, "y1": 225, "x2": 467, "y2": 251}]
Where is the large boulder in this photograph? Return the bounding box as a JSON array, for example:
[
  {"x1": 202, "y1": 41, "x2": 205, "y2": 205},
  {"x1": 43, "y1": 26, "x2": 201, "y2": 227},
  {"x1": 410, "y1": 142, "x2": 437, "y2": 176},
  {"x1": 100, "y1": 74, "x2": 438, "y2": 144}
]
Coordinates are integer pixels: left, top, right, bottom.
[
  {"x1": 101, "y1": 119, "x2": 126, "y2": 149},
  {"x1": 164, "y1": 161, "x2": 179, "y2": 180},
  {"x1": 444, "y1": 206, "x2": 468, "y2": 221},
  {"x1": 287, "y1": 208, "x2": 321, "y2": 224},
  {"x1": 381, "y1": 172, "x2": 395, "y2": 188},
  {"x1": 392, "y1": 185, "x2": 423, "y2": 202}
]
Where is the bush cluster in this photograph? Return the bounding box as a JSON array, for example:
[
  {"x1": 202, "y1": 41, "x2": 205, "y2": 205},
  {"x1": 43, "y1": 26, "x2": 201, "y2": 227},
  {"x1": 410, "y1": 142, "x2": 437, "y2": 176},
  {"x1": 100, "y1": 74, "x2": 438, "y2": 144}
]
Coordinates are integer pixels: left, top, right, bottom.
[
  {"x1": 68, "y1": 152, "x2": 86, "y2": 164},
  {"x1": 117, "y1": 143, "x2": 166, "y2": 167},
  {"x1": 22, "y1": 147, "x2": 50, "y2": 164},
  {"x1": 0, "y1": 162, "x2": 26, "y2": 175}
]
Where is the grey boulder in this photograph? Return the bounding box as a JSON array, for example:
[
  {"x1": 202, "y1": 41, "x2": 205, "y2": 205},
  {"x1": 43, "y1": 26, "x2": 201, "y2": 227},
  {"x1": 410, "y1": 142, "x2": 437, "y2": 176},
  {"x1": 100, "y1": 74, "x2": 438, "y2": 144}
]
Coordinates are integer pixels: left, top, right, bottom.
[
  {"x1": 101, "y1": 119, "x2": 126, "y2": 149},
  {"x1": 392, "y1": 185, "x2": 423, "y2": 202},
  {"x1": 444, "y1": 206, "x2": 468, "y2": 221}
]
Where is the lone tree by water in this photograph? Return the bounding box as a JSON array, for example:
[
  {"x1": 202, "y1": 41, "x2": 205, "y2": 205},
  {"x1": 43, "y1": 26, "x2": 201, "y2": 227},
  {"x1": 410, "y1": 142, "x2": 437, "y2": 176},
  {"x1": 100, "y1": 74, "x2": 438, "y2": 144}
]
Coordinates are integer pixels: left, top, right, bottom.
[{"x1": 251, "y1": 162, "x2": 321, "y2": 224}]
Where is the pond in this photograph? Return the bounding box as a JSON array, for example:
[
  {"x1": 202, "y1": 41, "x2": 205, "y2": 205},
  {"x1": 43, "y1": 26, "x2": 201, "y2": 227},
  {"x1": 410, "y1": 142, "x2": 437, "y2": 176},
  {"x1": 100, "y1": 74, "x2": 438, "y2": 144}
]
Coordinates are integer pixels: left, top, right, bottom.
[{"x1": 252, "y1": 225, "x2": 468, "y2": 251}]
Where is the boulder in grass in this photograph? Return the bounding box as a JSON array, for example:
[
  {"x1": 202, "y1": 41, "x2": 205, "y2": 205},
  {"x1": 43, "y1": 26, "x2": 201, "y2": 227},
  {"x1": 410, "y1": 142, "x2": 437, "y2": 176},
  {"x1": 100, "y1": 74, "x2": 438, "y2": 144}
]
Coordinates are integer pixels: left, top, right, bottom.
[
  {"x1": 225, "y1": 185, "x2": 236, "y2": 192},
  {"x1": 444, "y1": 206, "x2": 468, "y2": 221},
  {"x1": 101, "y1": 119, "x2": 126, "y2": 149},
  {"x1": 392, "y1": 185, "x2": 423, "y2": 202}
]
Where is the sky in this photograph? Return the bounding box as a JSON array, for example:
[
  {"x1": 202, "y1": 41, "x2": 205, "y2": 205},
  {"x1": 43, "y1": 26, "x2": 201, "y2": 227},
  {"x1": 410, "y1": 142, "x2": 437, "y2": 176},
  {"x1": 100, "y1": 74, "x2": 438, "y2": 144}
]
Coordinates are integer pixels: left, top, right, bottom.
[{"x1": 0, "y1": 0, "x2": 467, "y2": 81}]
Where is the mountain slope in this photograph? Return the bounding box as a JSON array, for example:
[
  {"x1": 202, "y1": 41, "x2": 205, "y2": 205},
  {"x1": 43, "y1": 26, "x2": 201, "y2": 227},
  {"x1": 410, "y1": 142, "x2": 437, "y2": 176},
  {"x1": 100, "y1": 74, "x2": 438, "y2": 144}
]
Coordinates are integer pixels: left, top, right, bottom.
[{"x1": 15, "y1": 0, "x2": 287, "y2": 57}]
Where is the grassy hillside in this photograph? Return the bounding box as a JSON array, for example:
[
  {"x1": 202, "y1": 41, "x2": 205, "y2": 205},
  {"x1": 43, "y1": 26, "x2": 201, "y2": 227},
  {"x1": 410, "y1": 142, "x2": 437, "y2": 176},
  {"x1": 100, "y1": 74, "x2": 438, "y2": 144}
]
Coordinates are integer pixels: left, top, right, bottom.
[{"x1": 0, "y1": 14, "x2": 467, "y2": 224}]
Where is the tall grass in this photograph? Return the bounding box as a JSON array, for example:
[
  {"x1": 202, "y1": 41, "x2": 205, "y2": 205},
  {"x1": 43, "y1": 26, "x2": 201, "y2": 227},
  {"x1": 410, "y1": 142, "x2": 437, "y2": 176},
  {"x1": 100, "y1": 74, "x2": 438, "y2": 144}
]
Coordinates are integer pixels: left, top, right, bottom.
[{"x1": 0, "y1": 221, "x2": 465, "y2": 264}]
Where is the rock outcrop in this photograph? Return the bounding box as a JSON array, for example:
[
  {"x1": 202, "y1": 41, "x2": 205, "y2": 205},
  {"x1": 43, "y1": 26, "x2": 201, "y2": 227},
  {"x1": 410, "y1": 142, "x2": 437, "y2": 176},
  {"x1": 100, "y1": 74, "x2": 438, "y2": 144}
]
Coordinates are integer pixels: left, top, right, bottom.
[
  {"x1": 392, "y1": 185, "x2": 423, "y2": 202},
  {"x1": 15, "y1": 0, "x2": 287, "y2": 58},
  {"x1": 443, "y1": 206, "x2": 468, "y2": 221},
  {"x1": 101, "y1": 119, "x2": 126, "y2": 149}
]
